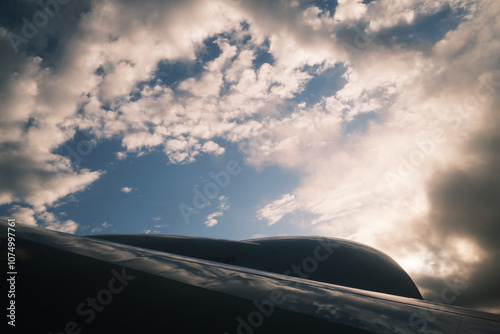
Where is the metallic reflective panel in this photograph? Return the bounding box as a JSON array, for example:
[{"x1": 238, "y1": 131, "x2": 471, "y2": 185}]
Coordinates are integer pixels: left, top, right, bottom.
[
  {"x1": 2, "y1": 220, "x2": 499, "y2": 333},
  {"x1": 88, "y1": 234, "x2": 263, "y2": 262},
  {"x1": 89, "y1": 234, "x2": 423, "y2": 299},
  {"x1": 459, "y1": 317, "x2": 500, "y2": 334}
]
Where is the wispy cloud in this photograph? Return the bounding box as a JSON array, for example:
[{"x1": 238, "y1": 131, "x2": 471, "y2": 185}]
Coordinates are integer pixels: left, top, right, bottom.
[
  {"x1": 204, "y1": 196, "x2": 229, "y2": 227},
  {"x1": 257, "y1": 194, "x2": 299, "y2": 226},
  {"x1": 91, "y1": 222, "x2": 112, "y2": 234}
]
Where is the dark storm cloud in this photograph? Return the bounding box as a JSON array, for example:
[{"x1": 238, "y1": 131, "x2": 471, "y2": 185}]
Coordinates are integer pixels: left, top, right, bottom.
[
  {"x1": 0, "y1": 0, "x2": 91, "y2": 59},
  {"x1": 421, "y1": 91, "x2": 500, "y2": 312}
]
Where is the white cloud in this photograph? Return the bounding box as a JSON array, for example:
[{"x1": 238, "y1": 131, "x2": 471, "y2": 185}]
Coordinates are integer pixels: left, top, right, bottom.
[
  {"x1": 38, "y1": 211, "x2": 79, "y2": 234},
  {"x1": 154, "y1": 224, "x2": 168, "y2": 228},
  {"x1": 91, "y1": 222, "x2": 112, "y2": 234},
  {"x1": 6, "y1": 0, "x2": 347, "y2": 170},
  {"x1": 257, "y1": 193, "x2": 299, "y2": 226},
  {"x1": 45, "y1": 220, "x2": 79, "y2": 234},
  {"x1": 121, "y1": 187, "x2": 133, "y2": 193},
  {"x1": 116, "y1": 152, "x2": 127, "y2": 160},
  {"x1": 4, "y1": 206, "x2": 37, "y2": 226},
  {"x1": 251, "y1": 233, "x2": 269, "y2": 239},
  {"x1": 204, "y1": 196, "x2": 229, "y2": 227},
  {"x1": 334, "y1": 0, "x2": 367, "y2": 23},
  {"x1": 362, "y1": 0, "x2": 454, "y2": 32},
  {"x1": 0, "y1": 55, "x2": 103, "y2": 212},
  {"x1": 249, "y1": 0, "x2": 500, "y2": 312},
  {"x1": 201, "y1": 141, "x2": 225, "y2": 156}
]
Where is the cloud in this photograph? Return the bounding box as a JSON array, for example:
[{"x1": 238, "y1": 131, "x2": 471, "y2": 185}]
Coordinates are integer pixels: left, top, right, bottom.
[
  {"x1": 153, "y1": 224, "x2": 168, "y2": 228},
  {"x1": 204, "y1": 196, "x2": 229, "y2": 227},
  {"x1": 37, "y1": 211, "x2": 79, "y2": 234},
  {"x1": 0, "y1": 55, "x2": 103, "y2": 211},
  {"x1": 65, "y1": 0, "x2": 360, "y2": 166},
  {"x1": 91, "y1": 222, "x2": 112, "y2": 234},
  {"x1": 4, "y1": 206, "x2": 37, "y2": 226},
  {"x1": 334, "y1": 0, "x2": 367, "y2": 23},
  {"x1": 257, "y1": 193, "x2": 299, "y2": 226},
  {"x1": 413, "y1": 89, "x2": 500, "y2": 312},
  {"x1": 0, "y1": 0, "x2": 351, "y2": 186},
  {"x1": 2, "y1": 205, "x2": 81, "y2": 234},
  {"x1": 250, "y1": 0, "x2": 500, "y2": 313},
  {"x1": 45, "y1": 220, "x2": 79, "y2": 234},
  {"x1": 121, "y1": 187, "x2": 133, "y2": 193},
  {"x1": 151, "y1": 215, "x2": 162, "y2": 222},
  {"x1": 116, "y1": 152, "x2": 127, "y2": 160}
]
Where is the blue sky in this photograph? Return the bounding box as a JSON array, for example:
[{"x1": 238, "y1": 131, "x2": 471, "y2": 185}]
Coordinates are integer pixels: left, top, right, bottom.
[{"x1": 1, "y1": 0, "x2": 500, "y2": 314}]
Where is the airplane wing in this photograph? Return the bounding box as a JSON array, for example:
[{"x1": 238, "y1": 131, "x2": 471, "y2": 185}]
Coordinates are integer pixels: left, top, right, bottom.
[{"x1": 2, "y1": 219, "x2": 500, "y2": 333}]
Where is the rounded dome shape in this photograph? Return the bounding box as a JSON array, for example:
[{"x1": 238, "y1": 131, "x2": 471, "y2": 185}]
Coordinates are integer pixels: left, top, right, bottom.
[
  {"x1": 240, "y1": 236, "x2": 422, "y2": 299},
  {"x1": 89, "y1": 234, "x2": 422, "y2": 299}
]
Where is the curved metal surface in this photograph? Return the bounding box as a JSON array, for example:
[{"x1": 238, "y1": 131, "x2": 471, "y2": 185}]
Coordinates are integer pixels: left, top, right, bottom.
[
  {"x1": 89, "y1": 233, "x2": 423, "y2": 299},
  {"x1": 2, "y1": 220, "x2": 500, "y2": 333}
]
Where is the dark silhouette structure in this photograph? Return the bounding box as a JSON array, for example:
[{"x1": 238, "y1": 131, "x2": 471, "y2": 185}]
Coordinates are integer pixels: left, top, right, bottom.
[{"x1": 1, "y1": 219, "x2": 499, "y2": 333}]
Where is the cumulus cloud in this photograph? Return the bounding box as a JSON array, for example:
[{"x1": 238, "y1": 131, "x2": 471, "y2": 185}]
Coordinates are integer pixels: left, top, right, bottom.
[
  {"x1": 37, "y1": 211, "x2": 79, "y2": 234},
  {"x1": 0, "y1": 55, "x2": 102, "y2": 211},
  {"x1": 251, "y1": 0, "x2": 500, "y2": 313},
  {"x1": 4, "y1": 206, "x2": 37, "y2": 226},
  {"x1": 0, "y1": 0, "x2": 244, "y2": 224},
  {"x1": 121, "y1": 187, "x2": 133, "y2": 193},
  {"x1": 334, "y1": 0, "x2": 367, "y2": 23},
  {"x1": 1, "y1": 205, "x2": 79, "y2": 234}
]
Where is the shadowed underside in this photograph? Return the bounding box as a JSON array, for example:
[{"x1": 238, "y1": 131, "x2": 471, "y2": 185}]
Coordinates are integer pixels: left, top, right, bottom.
[{"x1": 2, "y1": 220, "x2": 500, "y2": 333}]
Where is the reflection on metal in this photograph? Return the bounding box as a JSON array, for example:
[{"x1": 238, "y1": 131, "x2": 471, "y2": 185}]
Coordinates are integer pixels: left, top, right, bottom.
[
  {"x1": 89, "y1": 234, "x2": 423, "y2": 299},
  {"x1": 1, "y1": 219, "x2": 499, "y2": 333}
]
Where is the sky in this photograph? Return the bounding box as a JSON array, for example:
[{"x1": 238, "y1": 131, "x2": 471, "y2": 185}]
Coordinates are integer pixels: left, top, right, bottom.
[{"x1": 1, "y1": 0, "x2": 499, "y2": 315}]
